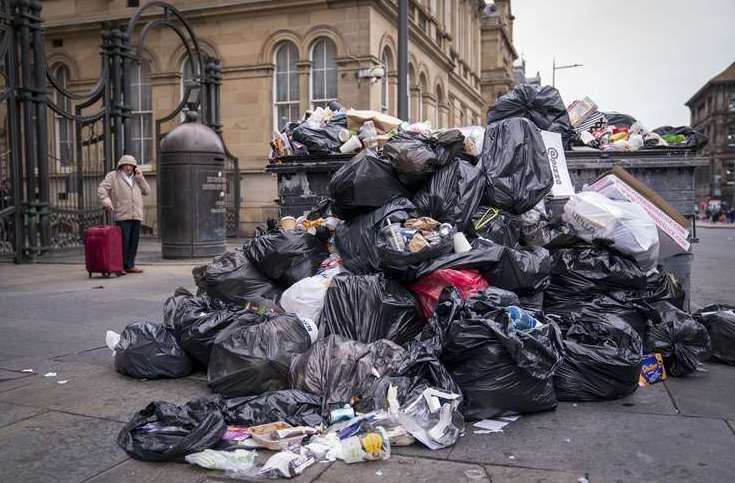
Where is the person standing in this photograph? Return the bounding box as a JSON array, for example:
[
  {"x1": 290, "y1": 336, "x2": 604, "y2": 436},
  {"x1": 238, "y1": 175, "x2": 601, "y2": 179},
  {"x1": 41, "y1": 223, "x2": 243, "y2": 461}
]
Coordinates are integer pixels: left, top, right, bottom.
[{"x1": 97, "y1": 155, "x2": 150, "y2": 274}]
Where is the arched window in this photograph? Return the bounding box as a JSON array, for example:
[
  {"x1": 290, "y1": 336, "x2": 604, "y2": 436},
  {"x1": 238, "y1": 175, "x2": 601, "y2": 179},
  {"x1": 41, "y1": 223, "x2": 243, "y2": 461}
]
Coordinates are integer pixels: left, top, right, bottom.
[
  {"x1": 310, "y1": 37, "x2": 337, "y2": 108},
  {"x1": 129, "y1": 60, "x2": 153, "y2": 166},
  {"x1": 51, "y1": 63, "x2": 73, "y2": 169},
  {"x1": 380, "y1": 48, "x2": 393, "y2": 114},
  {"x1": 418, "y1": 73, "x2": 427, "y2": 123},
  {"x1": 435, "y1": 84, "x2": 443, "y2": 129},
  {"x1": 273, "y1": 41, "x2": 300, "y2": 131}
]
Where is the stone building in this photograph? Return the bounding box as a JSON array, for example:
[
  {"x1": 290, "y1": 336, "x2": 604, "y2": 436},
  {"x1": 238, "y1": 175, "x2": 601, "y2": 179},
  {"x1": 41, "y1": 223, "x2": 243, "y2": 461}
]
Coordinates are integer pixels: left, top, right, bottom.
[
  {"x1": 41, "y1": 0, "x2": 518, "y2": 234},
  {"x1": 686, "y1": 61, "x2": 735, "y2": 203}
]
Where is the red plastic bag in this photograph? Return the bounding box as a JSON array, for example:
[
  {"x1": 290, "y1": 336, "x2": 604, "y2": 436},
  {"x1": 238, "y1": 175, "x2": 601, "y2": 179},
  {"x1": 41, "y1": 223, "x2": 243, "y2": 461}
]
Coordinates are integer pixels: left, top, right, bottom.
[{"x1": 408, "y1": 269, "x2": 490, "y2": 319}]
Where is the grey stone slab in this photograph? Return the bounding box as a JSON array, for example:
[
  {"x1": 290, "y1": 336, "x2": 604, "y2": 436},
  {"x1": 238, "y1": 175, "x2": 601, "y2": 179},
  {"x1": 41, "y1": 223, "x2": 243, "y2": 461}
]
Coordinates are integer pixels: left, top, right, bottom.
[
  {"x1": 665, "y1": 363, "x2": 735, "y2": 419},
  {"x1": 0, "y1": 361, "x2": 213, "y2": 422},
  {"x1": 566, "y1": 383, "x2": 677, "y2": 415},
  {"x1": 691, "y1": 228, "x2": 735, "y2": 309},
  {"x1": 0, "y1": 369, "x2": 36, "y2": 393},
  {"x1": 317, "y1": 455, "x2": 488, "y2": 483},
  {"x1": 448, "y1": 404, "x2": 735, "y2": 481},
  {"x1": 392, "y1": 442, "x2": 452, "y2": 460},
  {"x1": 86, "y1": 459, "x2": 212, "y2": 483},
  {"x1": 0, "y1": 401, "x2": 46, "y2": 428},
  {"x1": 483, "y1": 465, "x2": 583, "y2": 483},
  {"x1": 0, "y1": 410, "x2": 127, "y2": 483}
]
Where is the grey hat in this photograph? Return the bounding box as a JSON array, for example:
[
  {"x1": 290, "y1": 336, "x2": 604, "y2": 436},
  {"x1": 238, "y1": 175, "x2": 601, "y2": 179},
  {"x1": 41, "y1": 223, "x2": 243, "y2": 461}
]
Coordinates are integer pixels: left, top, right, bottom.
[{"x1": 117, "y1": 154, "x2": 138, "y2": 168}]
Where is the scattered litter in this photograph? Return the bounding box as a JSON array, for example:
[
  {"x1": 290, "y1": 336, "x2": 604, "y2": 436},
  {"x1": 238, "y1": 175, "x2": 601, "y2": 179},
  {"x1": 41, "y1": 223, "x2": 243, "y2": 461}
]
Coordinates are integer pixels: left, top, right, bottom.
[
  {"x1": 375, "y1": 470, "x2": 383, "y2": 476},
  {"x1": 21, "y1": 369, "x2": 34, "y2": 374},
  {"x1": 472, "y1": 415, "x2": 521, "y2": 433},
  {"x1": 57, "y1": 380, "x2": 69, "y2": 385},
  {"x1": 43, "y1": 372, "x2": 57, "y2": 377},
  {"x1": 464, "y1": 468, "x2": 486, "y2": 480},
  {"x1": 565, "y1": 438, "x2": 571, "y2": 443},
  {"x1": 508, "y1": 455, "x2": 516, "y2": 460},
  {"x1": 185, "y1": 449, "x2": 256, "y2": 473}
]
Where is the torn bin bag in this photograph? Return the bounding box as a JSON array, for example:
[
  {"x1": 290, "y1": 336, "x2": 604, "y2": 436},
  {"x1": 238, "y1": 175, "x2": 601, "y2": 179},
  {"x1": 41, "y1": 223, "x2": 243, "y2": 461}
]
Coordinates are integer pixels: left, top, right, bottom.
[
  {"x1": 376, "y1": 234, "x2": 454, "y2": 283},
  {"x1": 442, "y1": 305, "x2": 563, "y2": 419},
  {"x1": 207, "y1": 314, "x2": 315, "y2": 397},
  {"x1": 289, "y1": 335, "x2": 406, "y2": 407},
  {"x1": 328, "y1": 150, "x2": 410, "y2": 219},
  {"x1": 382, "y1": 129, "x2": 465, "y2": 188},
  {"x1": 408, "y1": 269, "x2": 490, "y2": 320},
  {"x1": 117, "y1": 400, "x2": 226, "y2": 462},
  {"x1": 335, "y1": 197, "x2": 415, "y2": 274},
  {"x1": 171, "y1": 293, "x2": 253, "y2": 367},
  {"x1": 480, "y1": 117, "x2": 553, "y2": 215},
  {"x1": 319, "y1": 273, "x2": 421, "y2": 345},
  {"x1": 695, "y1": 304, "x2": 735, "y2": 365},
  {"x1": 412, "y1": 155, "x2": 485, "y2": 232},
  {"x1": 487, "y1": 84, "x2": 574, "y2": 149},
  {"x1": 245, "y1": 230, "x2": 329, "y2": 287},
  {"x1": 114, "y1": 321, "x2": 193, "y2": 379},
  {"x1": 291, "y1": 123, "x2": 343, "y2": 155},
  {"x1": 554, "y1": 317, "x2": 643, "y2": 402},
  {"x1": 219, "y1": 389, "x2": 324, "y2": 427},
  {"x1": 646, "y1": 301, "x2": 711, "y2": 377},
  {"x1": 192, "y1": 249, "x2": 282, "y2": 308}
]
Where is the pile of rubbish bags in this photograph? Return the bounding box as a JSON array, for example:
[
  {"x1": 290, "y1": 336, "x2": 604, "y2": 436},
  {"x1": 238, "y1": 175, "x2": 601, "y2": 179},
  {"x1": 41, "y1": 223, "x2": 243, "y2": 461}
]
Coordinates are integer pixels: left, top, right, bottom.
[
  {"x1": 109, "y1": 85, "x2": 725, "y2": 478},
  {"x1": 566, "y1": 95, "x2": 707, "y2": 151}
]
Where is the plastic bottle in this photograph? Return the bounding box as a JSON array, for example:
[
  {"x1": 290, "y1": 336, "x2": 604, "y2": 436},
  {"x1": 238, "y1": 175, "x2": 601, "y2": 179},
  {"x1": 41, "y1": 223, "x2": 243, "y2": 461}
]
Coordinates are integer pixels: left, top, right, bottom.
[{"x1": 505, "y1": 305, "x2": 543, "y2": 331}]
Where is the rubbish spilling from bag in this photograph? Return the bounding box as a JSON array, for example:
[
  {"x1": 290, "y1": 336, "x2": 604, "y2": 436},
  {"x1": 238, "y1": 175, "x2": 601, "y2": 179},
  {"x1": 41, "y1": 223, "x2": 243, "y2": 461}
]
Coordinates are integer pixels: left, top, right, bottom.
[{"x1": 110, "y1": 88, "x2": 720, "y2": 478}]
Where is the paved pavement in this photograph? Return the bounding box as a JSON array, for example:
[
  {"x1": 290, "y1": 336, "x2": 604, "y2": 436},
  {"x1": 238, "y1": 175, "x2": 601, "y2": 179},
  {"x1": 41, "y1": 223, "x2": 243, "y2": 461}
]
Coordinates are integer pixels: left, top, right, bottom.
[{"x1": 1, "y1": 229, "x2": 734, "y2": 482}]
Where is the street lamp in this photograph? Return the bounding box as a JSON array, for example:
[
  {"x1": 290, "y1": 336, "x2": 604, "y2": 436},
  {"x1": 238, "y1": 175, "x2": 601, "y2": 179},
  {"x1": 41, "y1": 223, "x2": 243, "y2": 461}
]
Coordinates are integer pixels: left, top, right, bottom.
[{"x1": 552, "y1": 57, "x2": 583, "y2": 87}]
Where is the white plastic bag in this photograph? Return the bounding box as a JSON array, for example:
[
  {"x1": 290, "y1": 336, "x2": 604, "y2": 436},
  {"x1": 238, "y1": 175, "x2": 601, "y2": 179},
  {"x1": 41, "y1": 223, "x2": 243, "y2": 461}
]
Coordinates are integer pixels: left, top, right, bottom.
[
  {"x1": 564, "y1": 191, "x2": 660, "y2": 271},
  {"x1": 185, "y1": 449, "x2": 257, "y2": 472},
  {"x1": 279, "y1": 267, "x2": 342, "y2": 322},
  {"x1": 457, "y1": 126, "x2": 485, "y2": 156}
]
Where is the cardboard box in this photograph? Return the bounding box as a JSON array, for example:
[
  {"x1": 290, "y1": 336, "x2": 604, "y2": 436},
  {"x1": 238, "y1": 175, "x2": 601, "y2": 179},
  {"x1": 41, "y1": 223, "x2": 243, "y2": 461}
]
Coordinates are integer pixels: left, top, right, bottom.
[{"x1": 588, "y1": 171, "x2": 690, "y2": 258}]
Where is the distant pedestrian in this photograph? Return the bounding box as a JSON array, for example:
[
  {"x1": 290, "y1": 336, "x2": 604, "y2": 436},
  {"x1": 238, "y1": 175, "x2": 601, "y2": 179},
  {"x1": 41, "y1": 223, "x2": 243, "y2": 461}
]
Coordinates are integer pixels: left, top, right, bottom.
[{"x1": 97, "y1": 155, "x2": 150, "y2": 274}]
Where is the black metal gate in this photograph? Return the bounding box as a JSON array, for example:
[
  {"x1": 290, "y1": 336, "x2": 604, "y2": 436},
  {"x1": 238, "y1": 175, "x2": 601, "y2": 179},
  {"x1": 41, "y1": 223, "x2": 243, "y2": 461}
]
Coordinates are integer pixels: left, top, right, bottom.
[{"x1": 0, "y1": 0, "x2": 238, "y2": 262}]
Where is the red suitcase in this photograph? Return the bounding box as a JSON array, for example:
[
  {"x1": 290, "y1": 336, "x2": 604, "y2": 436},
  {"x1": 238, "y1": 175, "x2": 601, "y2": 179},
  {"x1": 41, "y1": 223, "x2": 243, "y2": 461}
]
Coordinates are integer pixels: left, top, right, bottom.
[{"x1": 84, "y1": 225, "x2": 124, "y2": 278}]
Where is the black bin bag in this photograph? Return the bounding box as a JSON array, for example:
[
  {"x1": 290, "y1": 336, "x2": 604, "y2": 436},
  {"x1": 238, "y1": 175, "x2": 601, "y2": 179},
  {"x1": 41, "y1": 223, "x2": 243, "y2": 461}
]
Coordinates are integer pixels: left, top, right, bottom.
[
  {"x1": 377, "y1": 235, "x2": 454, "y2": 283},
  {"x1": 291, "y1": 123, "x2": 344, "y2": 155},
  {"x1": 695, "y1": 304, "x2": 735, "y2": 365},
  {"x1": 171, "y1": 291, "x2": 252, "y2": 367},
  {"x1": 487, "y1": 84, "x2": 574, "y2": 149},
  {"x1": 335, "y1": 197, "x2": 415, "y2": 274},
  {"x1": 245, "y1": 229, "x2": 329, "y2": 287},
  {"x1": 117, "y1": 400, "x2": 225, "y2": 462},
  {"x1": 208, "y1": 314, "x2": 314, "y2": 397},
  {"x1": 289, "y1": 335, "x2": 406, "y2": 408},
  {"x1": 114, "y1": 321, "x2": 193, "y2": 379},
  {"x1": 163, "y1": 287, "x2": 191, "y2": 329},
  {"x1": 192, "y1": 249, "x2": 282, "y2": 308},
  {"x1": 219, "y1": 389, "x2": 324, "y2": 428},
  {"x1": 646, "y1": 301, "x2": 711, "y2": 377},
  {"x1": 480, "y1": 117, "x2": 552, "y2": 215},
  {"x1": 319, "y1": 273, "x2": 422, "y2": 345},
  {"x1": 554, "y1": 315, "x2": 643, "y2": 402},
  {"x1": 382, "y1": 129, "x2": 465, "y2": 188},
  {"x1": 328, "y1": 150, "x2": 410, "y2": 219},
  {"x1": 442, "y1": 293, "x2": 564, "y2": 419},
  {"x1": 642, "y1": 268, "x2": 684, "y2": 308},
  {"x1": 413, "y1": 155, "x2": 485, "y2": 232}
]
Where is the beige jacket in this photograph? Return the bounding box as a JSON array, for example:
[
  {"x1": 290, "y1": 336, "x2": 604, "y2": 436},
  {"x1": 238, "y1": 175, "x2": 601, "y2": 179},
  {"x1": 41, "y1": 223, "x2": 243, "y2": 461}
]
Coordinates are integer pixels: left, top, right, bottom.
[{"x1": 97, "y1": 170, "x2": 151, "y2": 221}]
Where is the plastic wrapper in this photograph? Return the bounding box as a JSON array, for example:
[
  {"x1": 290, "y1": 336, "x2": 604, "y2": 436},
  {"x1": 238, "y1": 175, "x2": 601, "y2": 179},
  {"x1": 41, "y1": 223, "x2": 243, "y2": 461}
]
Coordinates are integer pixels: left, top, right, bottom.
[
  {"x1": 291, "y1": 123, "x2": 344, "y2": 154},
  {"x1": 604, "y1": 112, "x2": 637, "y2": 129},
  {"x1": 245, "y1": 229, "x2": 329, "y2": 287},
  {"x1": 334, "y1": 197, "x2": 415, "y2": 274},
  {"x1": 208, "y1": 314, "x2": 315, "y2": 397},
  {"x1": 652, "y1": 126, "x2": 708, "y2": 150},
  {"x1": 319, "y1": 273, "x2": 422, "y2": 345},
  {"x1": 113, "y1": 321, "x2": 193, "y2": 379},
  {"x1": 487, "y1": 84, "x2": 574, "y2": 148},
  {"x1": 382, "y1": 129, "x2": 465, "y2": 188},
  {"x1": 328, "y1": 150, "x2": 410, "y2": 220},
  {"x1": 695, "y1": 304, "x2": 735, "y2": 365},
  {"x1": 480, "y1": 117, "x2": 552, "y2": 215},
  {"x1": 289, "y1": 335, "x2": 406, "y2": 408},
  {"x1": 412, "y1": 156, "x2": 485, "y2": 232},
  {"x1": 442, "y1": 295, "x2": 564, "y2": 419},
  {"x1": 171, "y1": 292, "x2": 253, "y2": 367},
  {"x1": 279, "y1": 267, "x2": 342, "y2": 323},
  {"x1": 219, "y1": 389, "x2": 325, "y2": 427},
  {"x1": 457, "y1": 126, "x2": 485, "y2": 156},
  {"x1": 408, "y1": 269, "x2": 490, "y2": 320},
  {"x1": 553, "y1": 316, "x2": 643, "y2": 402},
  {"x1": 396, "y1": 387, "x2": 464, "y2": 450},
  {"x1": 564, "y1": 192, "x2": 659, "y2": 272},
  {"x1": 185, "y1": 449, "x2": 256, "y2": 473},
  {"x1": 117, "y1": 400, "x2": 226, "y2": 462},
  {"x1": 646, "y1": 301, "x2": 711, "y2": 377},
  {"x1": 192, "y1": 249, "x2": 282, "y2": 309}
]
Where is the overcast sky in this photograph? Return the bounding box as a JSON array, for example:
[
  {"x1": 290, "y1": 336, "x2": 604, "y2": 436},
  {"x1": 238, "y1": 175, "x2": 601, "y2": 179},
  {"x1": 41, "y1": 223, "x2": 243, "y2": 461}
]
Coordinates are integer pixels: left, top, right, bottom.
[{"x1": 511, "y1": 0, "x2": 735, "y2": 128}]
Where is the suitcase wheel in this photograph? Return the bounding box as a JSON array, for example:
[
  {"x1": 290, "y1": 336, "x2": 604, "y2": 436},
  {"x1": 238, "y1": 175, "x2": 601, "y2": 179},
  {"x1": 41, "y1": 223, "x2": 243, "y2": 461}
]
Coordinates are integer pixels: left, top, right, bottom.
[{"x1": 88, "y1": 272, "x2": 92, "y2": 278}]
